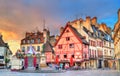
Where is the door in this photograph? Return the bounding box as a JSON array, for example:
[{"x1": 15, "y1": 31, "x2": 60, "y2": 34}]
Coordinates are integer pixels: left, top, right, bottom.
[
  {"x1": 98, "y1": 60, "x2": 102, "y2": 68},
  {"x1": 28, "y1": 57, "x2": 33, "y2": 67}
]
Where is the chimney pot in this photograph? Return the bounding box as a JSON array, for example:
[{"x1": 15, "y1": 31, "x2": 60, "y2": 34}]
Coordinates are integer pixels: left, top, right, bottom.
[
  {"x1": 86, "y1": 16, "x2": 91, "y2": 22},
  {"x1": 118, "y1": 8, "x2": 120, "y2": 20},
  {"x1": 91, "y1": 17, "x2": 97, "y2": 25}
]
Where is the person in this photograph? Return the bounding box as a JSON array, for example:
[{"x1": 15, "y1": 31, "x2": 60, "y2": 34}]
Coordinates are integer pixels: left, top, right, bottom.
[
  {"x1": 60, "y1": 63, "x2": 63, "y2": 69},
  {"x1": 64, "y1": 63, "x2": 69, "y2": 70},
  {"x1": 35, "y1": 64, "x2": 39, "y2": 70}
]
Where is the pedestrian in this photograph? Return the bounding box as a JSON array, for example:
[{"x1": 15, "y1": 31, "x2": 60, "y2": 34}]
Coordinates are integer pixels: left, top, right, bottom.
[{"x1": 60, "y1": 63, "x2": 63, "y2": 70}]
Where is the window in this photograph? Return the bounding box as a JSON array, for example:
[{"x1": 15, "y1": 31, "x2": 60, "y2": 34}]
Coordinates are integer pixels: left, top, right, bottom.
[
  {"x1": 58, "y1": 45, "x2": 62, "y2": 49},
  {"x1": 95, "y1": 50, "x2": 96, "y2": 57},
  {"x1": 66, "y1": 37, "x2": 70, "y2": 41},
  {"x1": 69, "y1": 43, "x2": 74, "y2": 48},
  {"x1": 22, "y1": 46, "x2": 25, "y2": 52},
  {"x1": 66, "y1": 30, "x2": 69, "y2": 32},
  {"x1": 85, "y1": 44, "x2": 87, "y2": 48},
  {"x1": 64, "y1": 55, "x2": 67, "y2": 58},
  {"x1": 31, "y1": 39, "x2": 34, "y2": 44},
  {"x1": 110, "y1": 50, "x2": 112, "y2": 55},
  {"x1": 84, "y1": 54, "x2": 87, "y2": 58},
  {"x1": 89, "y1": 49, "x2": 91, "y2": 56},
  {"x1": 23, "y1": 40, "x2": 25, "y2": 44},
  {"x1": 27, "y1": 46, "x2": 29, "y2": 51},
  {"x1": 57, "y1": 55, "x2": 60, "y2": 58},
  {"x1": 72, "y1": 54, "x2": 74, "y2": 58},
  {"x1": 37, "y1": 46, "x2": 40, "y2": 51},
  {"x1": 32, "y1": 46, "x2": 35, "y2": 50},
  {"x1": 38, "y1": 38, "x2": 40, "y2": 43},
  {"x1": 27, "y1": 40, "x2": 30, "y2": 44}
]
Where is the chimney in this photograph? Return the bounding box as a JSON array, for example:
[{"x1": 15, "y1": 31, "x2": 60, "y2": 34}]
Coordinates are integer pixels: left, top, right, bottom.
[
  {"x1": 86, "y1": 16, "x2": 91, "y2": 22},
  {"x1": 118, "y1": 8, "x2": 120, "y2": 20},
  {"x1": 60, "y1": 27, "x2": 64, "y2": 34},
  {"x1": 91, "y1": 17, "x2": 97, "y2": 25}
]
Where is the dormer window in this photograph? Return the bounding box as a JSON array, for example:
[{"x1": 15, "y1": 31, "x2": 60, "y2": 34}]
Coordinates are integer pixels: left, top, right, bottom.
[
  {"x1": 31, "y1": 39, "x2": 34, "y2": 44},
  {"x1": 23, "y1": 40, "x2": 25, "y2": 44}
]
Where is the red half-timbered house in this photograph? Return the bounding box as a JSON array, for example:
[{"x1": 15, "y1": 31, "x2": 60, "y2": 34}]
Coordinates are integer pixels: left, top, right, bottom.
[{"x1": 55, "y1": 23, "x2": 89, "y2": 68}]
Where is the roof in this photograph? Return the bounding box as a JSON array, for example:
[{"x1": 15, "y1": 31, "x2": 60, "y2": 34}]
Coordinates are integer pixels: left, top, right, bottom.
[
  {"x1": 69, "y1": 25, "x2": 89, "y2": 45},
  {"x1": 0, "y1": 35, "x2": 8, "y2": 47},
  {"x1": 42, "y1": 41, "x2": 54, "y2": 54},
  {"x1": 21, "y1": 31, "x2": 44, "y2": 44},
  {"x1": 83, "y1": 26, "x2": 97, "y2": 39}
]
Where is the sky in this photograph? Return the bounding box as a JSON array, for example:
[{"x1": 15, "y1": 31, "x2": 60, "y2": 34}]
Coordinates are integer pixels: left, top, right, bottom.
[{"x1": 0, "y1": 0, "x2": 120, "y2": 54}]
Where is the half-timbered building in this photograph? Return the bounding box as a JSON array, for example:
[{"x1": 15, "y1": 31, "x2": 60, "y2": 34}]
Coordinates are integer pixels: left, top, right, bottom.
[{"x1": 55, "y1": 23, "x2": 89, "y2": 68}]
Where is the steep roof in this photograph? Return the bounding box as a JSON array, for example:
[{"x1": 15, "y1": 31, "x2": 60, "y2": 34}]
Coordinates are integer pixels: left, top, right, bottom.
[
  {"x1": 69, "y1": 25, "x2": 89, "y2": 45},
  {"x1": 83, "y1": 26, "x2": 97, "y2": 39},
  {"x1": 42, "y1": 41, "x2": 54, "y2": 54}
]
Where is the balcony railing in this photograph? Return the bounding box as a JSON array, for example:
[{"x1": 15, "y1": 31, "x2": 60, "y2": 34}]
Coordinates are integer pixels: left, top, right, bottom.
[
  {"x1": 103, "y1": 55, "x2": 113, "y2": 59},
  {"x1": 89, "y1": 55, "x2": 97, "y2": 59}
]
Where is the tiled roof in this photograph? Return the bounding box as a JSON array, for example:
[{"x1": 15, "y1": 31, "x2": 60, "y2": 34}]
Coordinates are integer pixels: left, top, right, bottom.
[
  {"x1": 69, "y1": 25, "x2": 89, "y2": 45},
  {"x1": 83, "y1": 26, "x2": 97, "y2": 39},
  {"x1": 21, "y1": 31, "x2": 44, "y2": 44}
]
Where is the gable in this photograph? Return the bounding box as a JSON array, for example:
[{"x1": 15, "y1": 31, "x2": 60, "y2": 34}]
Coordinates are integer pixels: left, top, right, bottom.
[{"x1": 55, "y1": 25, "x2": 82, "y2": 46}]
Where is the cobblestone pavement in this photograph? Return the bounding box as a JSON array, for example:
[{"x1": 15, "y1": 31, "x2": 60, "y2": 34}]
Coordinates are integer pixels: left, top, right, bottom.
[{"x1": 0, "y1": 69, "x2": 120, "y2": 76}]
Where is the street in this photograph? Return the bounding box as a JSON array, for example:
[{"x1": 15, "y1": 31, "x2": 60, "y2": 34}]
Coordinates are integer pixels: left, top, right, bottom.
[{"x1": 0, "y1": 69, "x2": 120, "y2": 76}]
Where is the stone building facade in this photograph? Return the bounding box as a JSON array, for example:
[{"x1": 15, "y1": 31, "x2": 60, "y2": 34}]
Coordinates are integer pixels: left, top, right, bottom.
[{"x1": 113, "y1": 9, "x2": 120, "y2": 70}]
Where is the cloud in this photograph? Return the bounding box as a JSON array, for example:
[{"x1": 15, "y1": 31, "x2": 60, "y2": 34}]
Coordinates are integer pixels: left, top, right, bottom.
[{"x1": 0, "y1": 0, "x2": 120, "y2": 54}]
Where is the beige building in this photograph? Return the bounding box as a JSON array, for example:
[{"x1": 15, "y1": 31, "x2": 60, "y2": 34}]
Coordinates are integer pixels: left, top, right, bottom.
[
  {"x1": 113, "y1": 9, "x2": 120, "y2": 70},
  {"x1": 20, "y1": 29, "x2": 56, "y2": 67}
]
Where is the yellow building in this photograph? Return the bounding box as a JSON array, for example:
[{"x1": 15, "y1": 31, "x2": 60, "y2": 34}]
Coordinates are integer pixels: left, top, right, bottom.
[{"x1": 113, "y1": 9, "x2": 120, "y2": 70}]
